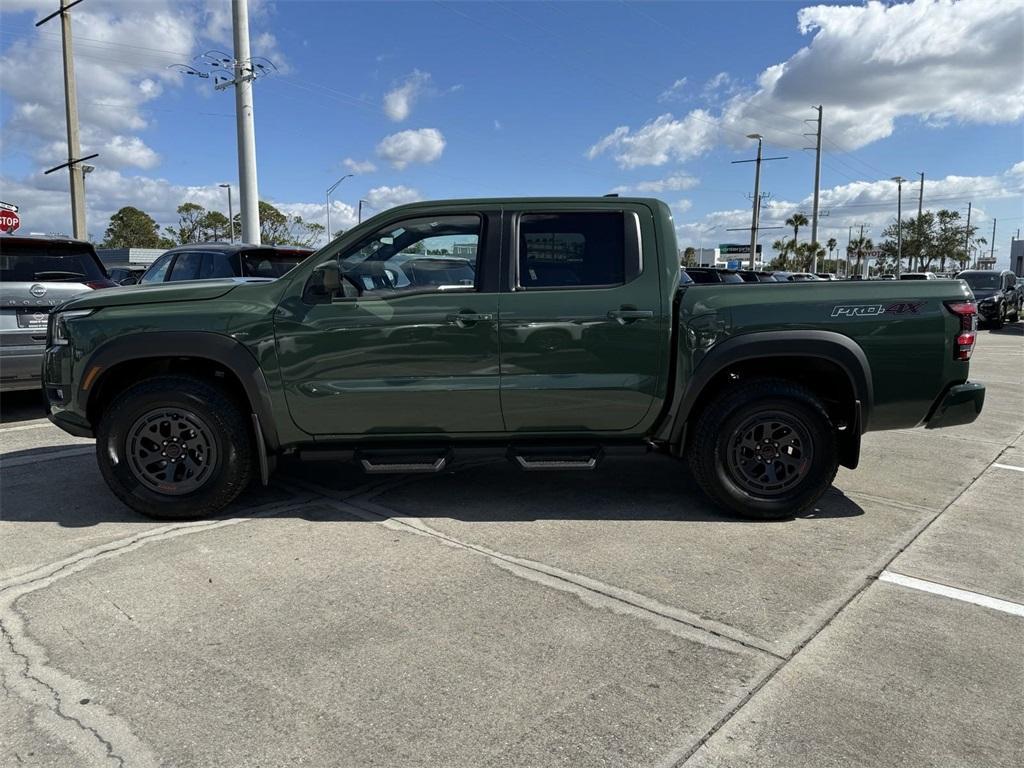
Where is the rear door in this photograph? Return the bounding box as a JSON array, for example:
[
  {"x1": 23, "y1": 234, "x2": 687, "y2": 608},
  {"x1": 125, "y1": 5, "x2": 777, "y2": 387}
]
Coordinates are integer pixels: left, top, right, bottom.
[{"x1": 497, "y1": 206, "x2": 667, "y2": 433}]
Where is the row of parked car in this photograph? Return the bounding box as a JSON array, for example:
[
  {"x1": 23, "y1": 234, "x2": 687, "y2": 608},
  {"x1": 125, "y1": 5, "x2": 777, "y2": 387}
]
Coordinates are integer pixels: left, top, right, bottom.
[
  {"x1": 679, "y1": 265, "x2": 1023, "y2": 328},
  {"x1": 0, "y1": 236, "x2": 312, "y2": 392}
]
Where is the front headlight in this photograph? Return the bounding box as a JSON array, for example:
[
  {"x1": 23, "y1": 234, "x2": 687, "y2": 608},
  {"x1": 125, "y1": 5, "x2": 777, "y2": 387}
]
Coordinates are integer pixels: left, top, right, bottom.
[{"x1": 48, "y1": 309, "x2": 95, "y2": 346}]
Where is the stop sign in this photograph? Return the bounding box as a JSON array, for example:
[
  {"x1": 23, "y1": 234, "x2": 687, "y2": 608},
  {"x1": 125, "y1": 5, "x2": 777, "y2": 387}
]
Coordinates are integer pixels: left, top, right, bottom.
[{"x1": 0, "y1": 209, "x2": 19, "y2": 233}]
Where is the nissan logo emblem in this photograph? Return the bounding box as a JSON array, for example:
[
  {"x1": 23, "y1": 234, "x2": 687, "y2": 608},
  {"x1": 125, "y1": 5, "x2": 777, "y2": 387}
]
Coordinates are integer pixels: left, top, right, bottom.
[{"x1": 29, "y1": 284, "x2": 47, "y2": 298}]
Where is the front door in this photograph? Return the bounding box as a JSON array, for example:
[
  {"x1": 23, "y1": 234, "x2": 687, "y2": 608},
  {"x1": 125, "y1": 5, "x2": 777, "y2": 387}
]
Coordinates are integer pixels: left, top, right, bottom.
[
  {"x1": 274, "y1": 211, "x2": 503, "y2": 436},
  {"x1": 498, "y1": 207, "x2": 667, "y2": 433}
]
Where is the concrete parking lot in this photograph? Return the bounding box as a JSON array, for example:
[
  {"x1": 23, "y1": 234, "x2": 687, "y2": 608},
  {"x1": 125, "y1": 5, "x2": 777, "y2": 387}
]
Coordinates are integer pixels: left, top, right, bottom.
[{"x1": 1, "y1": 326, "x2": 1021, "y2": 767}]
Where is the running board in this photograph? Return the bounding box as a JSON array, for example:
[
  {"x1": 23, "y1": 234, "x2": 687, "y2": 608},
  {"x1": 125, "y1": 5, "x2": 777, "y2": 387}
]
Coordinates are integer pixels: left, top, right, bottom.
[
  {"x1": 357, "y1": 448, "x2": 450, "y2": 474},
  {"x1": 510, "y1": 446, "x2": 604, "y2": 471}
]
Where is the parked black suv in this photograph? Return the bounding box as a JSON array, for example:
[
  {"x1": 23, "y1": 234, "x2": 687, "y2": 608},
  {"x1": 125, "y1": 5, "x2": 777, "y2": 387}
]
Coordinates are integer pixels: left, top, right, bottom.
[
  {"x1": 956, "y1": 269, "x2": 1020, "y2": 328},
  {"x1": 139, "y1": 243, "x2": 313, "y2": 284}
]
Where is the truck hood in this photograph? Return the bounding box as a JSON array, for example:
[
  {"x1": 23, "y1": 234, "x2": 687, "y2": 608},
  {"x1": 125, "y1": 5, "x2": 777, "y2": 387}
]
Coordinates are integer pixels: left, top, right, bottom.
[{"x1": 55, "y1": 278, "x2": 269, "y2": 311}]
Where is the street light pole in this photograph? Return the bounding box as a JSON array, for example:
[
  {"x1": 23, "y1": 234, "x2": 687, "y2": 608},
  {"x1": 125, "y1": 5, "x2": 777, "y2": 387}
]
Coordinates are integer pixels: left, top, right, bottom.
[
  {"x1": 326, "y1": 174, "x2": 353, "y2": 240},
  {"x1": 219, "y1": 183, "x2": 234, "y2": 242},
  {"x1": 891, "y1": 176, "x2": 906, "y2": 277},
  {"x1": 747, "y1": 135, "x2": 762, "y2": 270}
]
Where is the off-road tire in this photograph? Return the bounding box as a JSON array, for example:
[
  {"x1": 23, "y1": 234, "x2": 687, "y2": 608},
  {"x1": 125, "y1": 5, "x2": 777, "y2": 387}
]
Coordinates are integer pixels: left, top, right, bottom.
[
  {"x1": 688, "y1": 377, "x2": 839, "y2": 520},
  {"x1": 97, "y1": 376, "x2": 254, "y2": 519}
]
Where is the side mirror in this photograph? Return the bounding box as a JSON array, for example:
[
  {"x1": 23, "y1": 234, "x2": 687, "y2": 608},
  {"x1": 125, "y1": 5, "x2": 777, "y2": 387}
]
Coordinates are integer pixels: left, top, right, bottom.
[
  {"x1": 119, "y1": 276, "x2": 139, "y2": 286},
  {"x1": 307, "y1": 261, "x2": 361, "y2": 304}
]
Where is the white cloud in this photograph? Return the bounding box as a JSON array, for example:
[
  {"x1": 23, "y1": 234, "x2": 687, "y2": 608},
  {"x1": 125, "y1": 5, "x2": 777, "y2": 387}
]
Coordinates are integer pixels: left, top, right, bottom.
[
  {"x1": 494, "y1": 119, "x2": 502, "y2": 131},
  {"x1": 702, "y1": 72, "x2": 737, "y2": 102},
  {"x1": 719, "y1": 0, "x2": 1024, "y2": 151},
  {"x1": 672, "y1": 199, "x2": 693, "y2": 214},
  {"x1": 383, "y1": 70, "x2": 431, "y2": 122},
  {"x1": 343, "y1": 158, "x2": 377, "y2": 174},
  {"x1": 102, "y1": 135, "x2": 161, "y2": 169},
  {"x1": 587, "y1": 112, "x2": 718, "y2": 169},
  {"x1": 658, "y1": 77, "x2": 687, "y2": 103},
  {"x1": 376, "y1": 128, "x2": 446, "y2": 169},
  {"x1": 366, "y1": 185, "x2": 423, "y2": 210},
  {"x1": 674, "y1": 162, "x2": 1024, "y2": 262},
  {"x1": 611, "y1": 173, "x2": 699, "y2": 194}
]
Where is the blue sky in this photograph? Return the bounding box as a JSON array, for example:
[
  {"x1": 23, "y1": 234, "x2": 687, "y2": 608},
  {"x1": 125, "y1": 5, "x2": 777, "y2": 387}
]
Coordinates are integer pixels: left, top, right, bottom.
[{"x1": 1, "y1": 0, "x2": 1022, "y2": 264}]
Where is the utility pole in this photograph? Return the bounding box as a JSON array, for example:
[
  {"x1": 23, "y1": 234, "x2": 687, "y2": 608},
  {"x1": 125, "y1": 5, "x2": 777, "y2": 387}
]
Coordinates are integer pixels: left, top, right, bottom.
[
  {"x1": 991, "y1": 219, "x2": 996, "y2": 263},
  {"x1": 732, "y1": 133, "x2": 786, "y2": 269},
  {"x1": 231, "y1": 0, "x2": 260, "y2": 244},
  {"x1": 915, "y1": 172, "x2": 924, "y2": 271},
  {"x1": 219, "y1": 184, "x2": 235, "y2": 242},
  {"x1": 326, "y1": 174, "x2": 353, "y2": 240},
  {"x1": 36, "y1": 0, "x2": 88, "y2": 240},
  {"x1": 358, "y1": 199, "x2": 369, "y2": 223},
  {"x1": 891, "y1": 176, "x2": 906, "y2": 277},
  {"x1": 805, "y1": 105, "x2": 823, "y2": 272},
  {"x1": 961, "y1": 202, "x2": 971, "y2": 273},
  {"x1": 846, "y1": 225, "x2": 852, "y2": 277}
]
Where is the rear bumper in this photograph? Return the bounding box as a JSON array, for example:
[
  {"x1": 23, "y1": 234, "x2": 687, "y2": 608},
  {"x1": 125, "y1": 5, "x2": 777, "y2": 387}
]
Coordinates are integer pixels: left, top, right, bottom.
[
  {"x1": 0, "y1": 345, "x2": 44, "y2": 392},
  {"x1": 925, "y1": 382, "x2": 985, "y2": 429}
]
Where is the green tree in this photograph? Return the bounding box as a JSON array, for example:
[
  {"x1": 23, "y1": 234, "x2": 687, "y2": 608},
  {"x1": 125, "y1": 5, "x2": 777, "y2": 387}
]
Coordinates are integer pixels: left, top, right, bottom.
[
  {"x1": 232, "y1": 201, "x2": 326, "y2": 247},
  {"x1": 785, "y1": 212, "x2": 809, "y2": 244},
  {"x1": 101, "y1": 206, "x2": 172, "y2": 249},
  {"x1": 770, "y1": 238, "x2": 791, "y2": 269},
  {"x1": 849, "y1": 234, "x2": 873, "y2": 276},
  {"x1": 682, "y1": 246, "x2": 696, "y2": 267},
  {"x1": 165, "y1": 202, "x2": 207, "y2": 244},
  {"x1": 199, "y1": 210, "x2": 231, "y2": 242}
]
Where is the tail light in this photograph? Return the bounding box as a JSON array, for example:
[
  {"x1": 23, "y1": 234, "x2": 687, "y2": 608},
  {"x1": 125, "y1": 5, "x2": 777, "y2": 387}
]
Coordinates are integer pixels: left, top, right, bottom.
[
  {"x1": 945, "y1": 300, "x2": 977, "y2": 361},
  {"x1": 85, "y1": 278, "x2": 117, "y2": 290}
]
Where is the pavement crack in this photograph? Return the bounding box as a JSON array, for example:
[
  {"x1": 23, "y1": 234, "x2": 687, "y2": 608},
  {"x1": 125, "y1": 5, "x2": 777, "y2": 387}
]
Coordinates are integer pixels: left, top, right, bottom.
[
  {"x1": 282, "y1": 476, "x2": 785, "y2": 661},
  {"x1": 1, "y1": 618, "x2": 125, "y2": 768},
  {"x1": 0, "y1": 493, "x2": 315, "y2": 768}
]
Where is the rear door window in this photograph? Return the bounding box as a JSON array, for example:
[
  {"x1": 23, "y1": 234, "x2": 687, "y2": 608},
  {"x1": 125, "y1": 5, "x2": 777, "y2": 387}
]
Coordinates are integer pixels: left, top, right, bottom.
[
  {"x1": 201, "y1": 252, "x2": 237, "y2": 279},
  {"x1": 0, "y1": 241, "x2": 106, "y2": 283},
  {"x1": 517, "y1": 212, "x2": 631, "y2": 289},
  {"x1": 167, "y1": 251, "x2": 202, "y2": 281}
]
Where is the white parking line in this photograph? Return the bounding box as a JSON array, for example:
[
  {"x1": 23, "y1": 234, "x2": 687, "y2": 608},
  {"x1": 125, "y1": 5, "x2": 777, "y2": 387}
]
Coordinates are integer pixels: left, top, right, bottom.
[
  {"x1": 992, "y1": 463, "x2": 1024, "y2": 473},
  {"x1": 879, "y1": 571, "x2": 1024, "y2": 617},
  {"x1": 0, "y1": 422, "x2": 52, "y2": 433}
]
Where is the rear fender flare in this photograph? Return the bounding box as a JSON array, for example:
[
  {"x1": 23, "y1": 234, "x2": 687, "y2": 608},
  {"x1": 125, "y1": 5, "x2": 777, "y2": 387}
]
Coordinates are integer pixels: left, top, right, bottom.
[{"x1": 669, "y1": 330, "x2": 873, "y2": 447}]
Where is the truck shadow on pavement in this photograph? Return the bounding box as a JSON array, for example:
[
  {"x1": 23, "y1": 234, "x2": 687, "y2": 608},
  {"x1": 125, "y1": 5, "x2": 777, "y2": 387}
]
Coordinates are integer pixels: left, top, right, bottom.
[{"x1": 1, "y1": 448, "x2": 864, "y2": 527}]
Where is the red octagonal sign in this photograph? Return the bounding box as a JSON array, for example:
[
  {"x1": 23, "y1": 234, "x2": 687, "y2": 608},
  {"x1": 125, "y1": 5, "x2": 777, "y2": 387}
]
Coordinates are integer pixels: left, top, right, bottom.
[{"x1": 0, "y1": 209, "x2": 20, "y2": 233}]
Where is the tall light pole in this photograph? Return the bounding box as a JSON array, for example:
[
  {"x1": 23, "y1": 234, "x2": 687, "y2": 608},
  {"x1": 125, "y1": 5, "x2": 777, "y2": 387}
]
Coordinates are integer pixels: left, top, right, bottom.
[
  {"x1": 219, "y1": 183, "x2": 235, "y2": 242},
  {"x1": 326, "y1": 174, "x2": 353, "y2": 240},
  {"x1": 806, "y1": 105, "x2": 823, "y2": 271},
  {"x1": 891, "y1": 176, "x2": 906, "y2": 277},
  {"x1": 358, "y1": 199, "x2": 369, "y2": 224},
  {"x1": 231, "y1": 0, "x2": 260, "y2": 244}
]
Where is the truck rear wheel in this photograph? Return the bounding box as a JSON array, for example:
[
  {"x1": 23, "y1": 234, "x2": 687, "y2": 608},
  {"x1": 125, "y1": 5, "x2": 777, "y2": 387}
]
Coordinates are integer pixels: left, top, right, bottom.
[
  {"x1": 97, "y1": 376, "x2": 254, "y2": 520},
  {"x1": 688, "y1": 378, "x2": 839, "y2": 520}
]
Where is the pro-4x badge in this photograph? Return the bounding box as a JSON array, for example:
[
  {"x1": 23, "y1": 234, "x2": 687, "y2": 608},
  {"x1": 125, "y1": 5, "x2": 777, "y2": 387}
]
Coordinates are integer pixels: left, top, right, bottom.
[{"x1": 831, "y1": 302, "x2": 925, "y2": 318}]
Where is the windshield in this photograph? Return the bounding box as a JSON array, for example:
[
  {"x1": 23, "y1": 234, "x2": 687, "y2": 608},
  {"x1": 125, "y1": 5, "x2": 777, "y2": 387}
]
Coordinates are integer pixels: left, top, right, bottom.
[
  {"x1": 720, "y1": 272, "x2": 744, "y2": 284},
  {"x1": 0, "y1": 240, "x2": 106, "y2": 283},
  {"x1": 241, "y1": 249, "x2": 307, "y2": 278},
  {"x1": 959, "y1": 272, "x2": 1000, "y2": 290}
]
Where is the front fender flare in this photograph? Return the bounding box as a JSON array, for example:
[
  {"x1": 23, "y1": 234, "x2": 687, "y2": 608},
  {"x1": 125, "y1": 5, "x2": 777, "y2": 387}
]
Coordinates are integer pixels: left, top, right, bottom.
[{"x1": 81, "y1": 331, "x2": 280, "y2": 451}]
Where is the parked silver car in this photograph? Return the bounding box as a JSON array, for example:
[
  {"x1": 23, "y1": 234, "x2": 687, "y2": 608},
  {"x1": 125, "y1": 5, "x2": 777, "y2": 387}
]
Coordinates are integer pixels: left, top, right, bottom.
[{"x1": 0, "y1": 236, "x2": 114, "y2": 392}]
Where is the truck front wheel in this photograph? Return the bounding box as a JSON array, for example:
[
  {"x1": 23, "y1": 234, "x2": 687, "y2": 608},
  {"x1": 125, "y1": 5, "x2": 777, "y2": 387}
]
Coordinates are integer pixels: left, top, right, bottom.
[
  {"x1": 688, "y1": 378, "x2": 839, "y2": 520},
  {"x1": 96, "y1": 376, "x2": 255, "y2": 520}
]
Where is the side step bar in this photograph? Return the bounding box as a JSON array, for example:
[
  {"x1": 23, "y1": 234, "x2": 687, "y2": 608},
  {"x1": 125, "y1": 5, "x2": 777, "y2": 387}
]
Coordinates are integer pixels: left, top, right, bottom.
[
  {"x1": 357, "y1": 448, "x2": 450, "y2": 474},
  {"x1": 510, "y1": 446, "x2": 604, "y2": 471}
]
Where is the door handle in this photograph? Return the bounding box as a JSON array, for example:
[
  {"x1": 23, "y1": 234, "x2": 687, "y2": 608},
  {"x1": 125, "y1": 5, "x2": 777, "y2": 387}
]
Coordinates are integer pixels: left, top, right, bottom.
[
  {"x1": 607, "y1": 309, "x2": 654, "y2": 324},
  {"x1": 446, "y1": 311, "x2": 494, "y2": 327}
]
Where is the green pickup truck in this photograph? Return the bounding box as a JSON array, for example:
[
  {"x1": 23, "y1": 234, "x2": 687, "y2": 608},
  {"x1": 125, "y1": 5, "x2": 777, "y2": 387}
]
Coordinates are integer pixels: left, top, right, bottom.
[{"x1": 43, "y1": 197, "x2": 985, "y2": 520}]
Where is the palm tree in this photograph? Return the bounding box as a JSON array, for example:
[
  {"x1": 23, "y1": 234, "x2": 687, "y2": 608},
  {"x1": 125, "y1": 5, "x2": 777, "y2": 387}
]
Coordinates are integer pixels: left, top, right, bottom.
[
  {"x1": 827, "y1": 237, "x2": 837, "y2": 271},
  {"x1": 851, "y1": 235, "x2": 873, "y2": 276},
  {"x1": 785, "y1": 212, "x2": 809, "y2": 245},
  {"x1": 771, "y1": 238, "x2": 790, "y2": 269}
]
